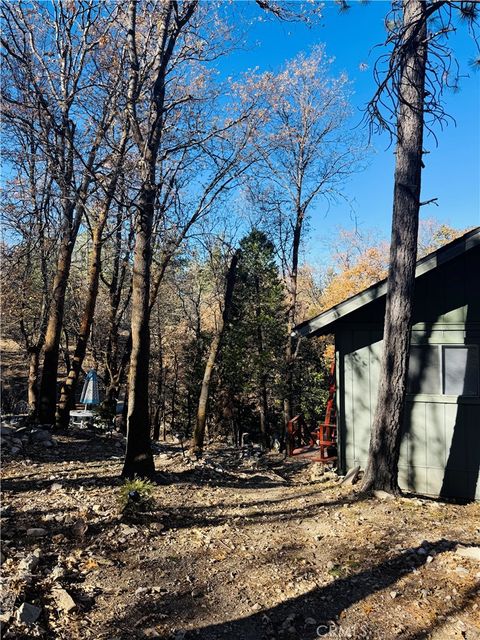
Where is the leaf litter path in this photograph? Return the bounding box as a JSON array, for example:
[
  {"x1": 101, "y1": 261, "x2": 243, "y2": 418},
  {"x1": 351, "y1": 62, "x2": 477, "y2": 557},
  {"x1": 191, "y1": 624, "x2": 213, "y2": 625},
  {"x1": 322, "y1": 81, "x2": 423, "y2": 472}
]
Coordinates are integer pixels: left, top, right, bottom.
[{"x1": 1, "y1": 431, "x2": 479, "y2": 640}]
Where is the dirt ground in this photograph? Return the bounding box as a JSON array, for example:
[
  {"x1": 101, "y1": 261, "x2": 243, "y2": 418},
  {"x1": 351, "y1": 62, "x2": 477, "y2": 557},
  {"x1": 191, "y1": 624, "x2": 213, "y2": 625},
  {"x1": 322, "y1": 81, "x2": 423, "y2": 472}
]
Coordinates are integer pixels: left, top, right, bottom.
[{"x1": 1, "y1": 429, "x2": 479, "y2": 640}]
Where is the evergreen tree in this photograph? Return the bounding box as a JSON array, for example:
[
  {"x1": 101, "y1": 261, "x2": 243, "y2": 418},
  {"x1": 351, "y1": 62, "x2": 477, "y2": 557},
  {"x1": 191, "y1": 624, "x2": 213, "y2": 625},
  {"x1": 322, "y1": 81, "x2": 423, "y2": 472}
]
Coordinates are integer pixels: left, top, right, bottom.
[{"x1": 221, "y1": 230, "x2": 286, "y2": 447}]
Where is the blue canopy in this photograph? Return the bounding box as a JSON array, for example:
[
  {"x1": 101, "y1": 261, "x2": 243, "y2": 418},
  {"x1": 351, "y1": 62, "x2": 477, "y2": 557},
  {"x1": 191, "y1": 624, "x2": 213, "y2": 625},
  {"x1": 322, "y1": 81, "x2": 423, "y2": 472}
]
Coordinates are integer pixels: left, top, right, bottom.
[{"x1": 80, "y1": 369, "x2": 100, "y2": 407}]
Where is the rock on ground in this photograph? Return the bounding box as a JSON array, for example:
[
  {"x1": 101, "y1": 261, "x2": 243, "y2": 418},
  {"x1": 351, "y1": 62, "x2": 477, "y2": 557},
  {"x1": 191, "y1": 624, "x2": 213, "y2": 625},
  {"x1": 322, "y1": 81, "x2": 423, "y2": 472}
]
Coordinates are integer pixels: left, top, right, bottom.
[
  {"x1": 15, "y1": 602, "x2": 42, "y2": 624},
  {"x1": 52, "y1": 587, "x2": 76, "y2": 613}
]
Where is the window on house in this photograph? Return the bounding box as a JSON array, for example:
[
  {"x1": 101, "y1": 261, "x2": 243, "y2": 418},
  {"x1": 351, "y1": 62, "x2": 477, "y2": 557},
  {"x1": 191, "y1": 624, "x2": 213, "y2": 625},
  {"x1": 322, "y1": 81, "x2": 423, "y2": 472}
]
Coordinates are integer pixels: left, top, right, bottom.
[
  {"x1": 443, "y1": 346, "x2": 479, "y2": 396},
  {"x1": 408, "y1": 344, "x2": 479, "y2": 396}
]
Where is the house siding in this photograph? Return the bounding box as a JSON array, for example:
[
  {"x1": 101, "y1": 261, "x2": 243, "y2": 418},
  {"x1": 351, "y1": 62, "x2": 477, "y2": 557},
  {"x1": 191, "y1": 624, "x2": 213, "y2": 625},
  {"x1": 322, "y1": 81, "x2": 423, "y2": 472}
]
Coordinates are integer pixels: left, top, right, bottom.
[{"x1": 335, "y1": 245, "x2": 480, "y2": 500}]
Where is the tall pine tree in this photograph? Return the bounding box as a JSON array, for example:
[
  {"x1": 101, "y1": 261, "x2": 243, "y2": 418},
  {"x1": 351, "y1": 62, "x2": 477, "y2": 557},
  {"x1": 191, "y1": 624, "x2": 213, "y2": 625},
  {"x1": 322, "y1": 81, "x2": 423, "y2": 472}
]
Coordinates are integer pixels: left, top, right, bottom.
[{"x1": 221, "y1": 230, "x2": 286, "y2": 447}]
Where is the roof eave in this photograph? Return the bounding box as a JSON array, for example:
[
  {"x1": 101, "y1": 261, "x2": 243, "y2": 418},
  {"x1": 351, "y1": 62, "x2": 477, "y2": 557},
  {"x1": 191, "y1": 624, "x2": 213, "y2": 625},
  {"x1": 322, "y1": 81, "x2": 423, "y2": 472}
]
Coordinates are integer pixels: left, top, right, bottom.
[{"x1": 293, "y1": 227, "x2": 480, "y2": 339}]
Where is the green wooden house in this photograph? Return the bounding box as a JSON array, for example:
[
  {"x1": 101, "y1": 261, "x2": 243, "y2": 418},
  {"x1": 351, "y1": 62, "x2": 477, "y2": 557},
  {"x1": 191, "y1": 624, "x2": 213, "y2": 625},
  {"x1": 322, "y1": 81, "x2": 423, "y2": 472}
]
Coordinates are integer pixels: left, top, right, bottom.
[{"x1": 294, "y1": 227, "x2": 480, "y2": 500}]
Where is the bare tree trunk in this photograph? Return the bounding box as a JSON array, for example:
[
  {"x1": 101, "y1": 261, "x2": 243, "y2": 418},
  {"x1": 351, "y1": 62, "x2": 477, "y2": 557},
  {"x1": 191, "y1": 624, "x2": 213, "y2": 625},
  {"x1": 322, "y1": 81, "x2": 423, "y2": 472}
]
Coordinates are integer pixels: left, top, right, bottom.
[
  {"x1": 122, "y1": 185, "x2": 156, "y2": 478},
  {"x1": 259, "y1": 377, "x2": 269, "y2": 448},
  {"x1": 152, "y1": 338, "x2": 164, "y2": 441},
  {"x1": 108, "y1": 333, "x2": 133, "y2": 418},
  {"x1": 187, "y1": 388, "x2": 193, "y2": 436},
  {"x1": 38, "y1": 232, "x2": 76, "y2": 424},
  {"x1": 162, "y1": 384, "x2": 167, "y2": 441},
  {"x1": 38, "y1": 118, "x2": 107, "y2": 425},
  {"x1": 362, "y1": 0, "x2": 426, "y2": 494},
  {"x1": 193, "y1": 333, "x2": 221, "y2": 453},
  {"x1": 152, "y1": 408, "x2": 161, "y2": 441},
  {"x1": 27, "y1": 347, "x2": 41, "y2": 418},
  {"x1": 56, "y1": 132, "x2": 128, "y2": 430},
  {"x1": 55, "y1": 228, "x2": 103, "y2": 428},
  {"x1": 170, "y1": 353, "x2": 179, "y2": 436},
  {"x1": 192, "y1": 251, "x2": 238, "y2": 453},
  {"x1": 119, "y1": 383, "x2": 128, "y2": 435},
  {"x1": 103, "y1": 219, "x2": 133, "y2": 419},
  {"x1": 19, "y1": 138, "x2": 50, "y2": 422},
  {"x1": 38, "y1": 131, "x2": 105, "y2": 425},
  {"x1": 283, "y1": 208, "x2": 304, "y2": 437},
  {"x1": 121, "y1": 0, "x2": 192, "y2": 478}
]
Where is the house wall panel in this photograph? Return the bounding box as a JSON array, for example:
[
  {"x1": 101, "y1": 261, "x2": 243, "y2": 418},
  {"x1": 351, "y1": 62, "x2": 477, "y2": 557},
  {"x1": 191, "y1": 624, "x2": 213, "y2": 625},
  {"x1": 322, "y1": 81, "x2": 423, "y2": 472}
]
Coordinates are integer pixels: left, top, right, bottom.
[{"x1": 334, "y1": 245, "x2": 479, "y2": 499}]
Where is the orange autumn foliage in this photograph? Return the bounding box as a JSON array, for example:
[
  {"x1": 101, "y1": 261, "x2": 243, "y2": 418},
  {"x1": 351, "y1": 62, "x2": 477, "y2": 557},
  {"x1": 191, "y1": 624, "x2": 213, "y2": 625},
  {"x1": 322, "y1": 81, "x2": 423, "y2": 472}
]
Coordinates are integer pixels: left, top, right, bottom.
[
  {"x1": 319, "y1": 220, "x2": 467, "y2": 311},
  {"x1": 321, "y1": 246, "x2": 388, "y2": 309}
]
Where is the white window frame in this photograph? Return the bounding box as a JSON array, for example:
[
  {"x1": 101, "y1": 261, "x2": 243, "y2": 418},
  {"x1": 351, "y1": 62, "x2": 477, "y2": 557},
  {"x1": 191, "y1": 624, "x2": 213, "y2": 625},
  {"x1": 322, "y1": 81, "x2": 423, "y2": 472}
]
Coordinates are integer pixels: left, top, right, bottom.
[
  {"x1": 441, "y1": 344, "x2": 479, "y2": 397},
  {"x1": 408, "y1": 343, "x2": 480, "y2": 398}
]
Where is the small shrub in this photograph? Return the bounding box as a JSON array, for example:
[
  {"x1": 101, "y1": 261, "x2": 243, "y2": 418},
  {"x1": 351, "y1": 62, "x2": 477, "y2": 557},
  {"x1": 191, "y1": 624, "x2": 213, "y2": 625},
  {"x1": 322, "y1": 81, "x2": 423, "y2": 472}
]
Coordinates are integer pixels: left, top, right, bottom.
[
  {"x1": 118, "y1": 477, "x2": 156, "y2": 519},
  {"x1": 328, "y1": 563, "x2": 345, "y2": 578}
]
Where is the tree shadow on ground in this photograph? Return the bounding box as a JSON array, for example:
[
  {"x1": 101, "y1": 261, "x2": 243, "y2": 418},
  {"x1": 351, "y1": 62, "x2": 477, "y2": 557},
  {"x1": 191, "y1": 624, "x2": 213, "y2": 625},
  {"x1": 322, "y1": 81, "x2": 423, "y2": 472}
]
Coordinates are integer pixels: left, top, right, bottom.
[
  {"x1": 106, "y1": 539, "x2": 464, "y2": 640},
  {"x1": 158, "y1": 493, "x2": 364, "y2": 532},
  {"x1": 2, "y1": 435, "x2": 124, "y2": 466},
  {"x1": 1, "y1": 458, "x2": 320, "y2": 493},
  {"x1": 1, "y1": 473, "x2": 124, "y2": 493},
  {"x1": 1, "y1": 484, "x2": 367, "y2": 570},
  {"x1": 202, "y1": 486, "x2": 354, "y2": 510},
  {"x1": 2, "y1": 472, "x2": 362, "y2": 539},
  {"x1": 4, "y1": 492, "x2": 364, "y2": 549}
]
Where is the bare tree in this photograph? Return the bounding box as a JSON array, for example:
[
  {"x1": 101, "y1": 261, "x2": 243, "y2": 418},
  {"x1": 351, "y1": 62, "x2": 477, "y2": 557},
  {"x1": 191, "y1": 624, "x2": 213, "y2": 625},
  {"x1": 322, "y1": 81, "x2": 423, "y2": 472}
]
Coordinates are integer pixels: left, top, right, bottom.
[
  {"x1": 191, "y1": 247, "x2": 239, "y2": 454},
  {"x1": 121, "y1": 0, "x2": 199, "y2": 478},
  {"x1": 1, "y1": 122, "x2": 56, "y2": 418},
  {"x1": 1, "y1": 0, "x2": 121, "y2": 425},
  {"x1": 249, "y1": 47, "x2": 363, "y2": 434},
  {"x1": 100, "y1": 208, "x2": 134, "y2": 420},
  {"x1": 55, "y1": 120, "x2": 130, "y2": 429},
  {"x1": 121, "y1": 0, "x2": 268, "y2": 476}
]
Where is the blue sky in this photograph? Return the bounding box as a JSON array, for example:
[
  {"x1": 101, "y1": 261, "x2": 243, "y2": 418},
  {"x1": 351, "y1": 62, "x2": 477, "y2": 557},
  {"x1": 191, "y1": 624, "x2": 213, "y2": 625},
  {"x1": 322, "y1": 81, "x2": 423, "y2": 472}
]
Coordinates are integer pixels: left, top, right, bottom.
[{"x1": 218, "y1": 1, "x2": 480, "y2": 262}]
